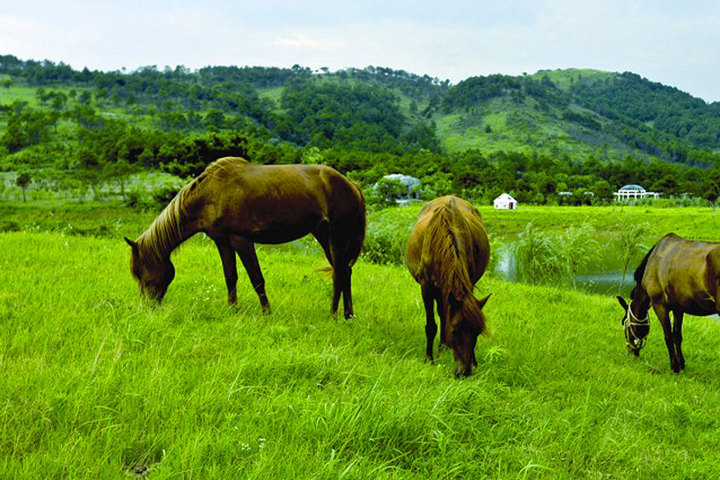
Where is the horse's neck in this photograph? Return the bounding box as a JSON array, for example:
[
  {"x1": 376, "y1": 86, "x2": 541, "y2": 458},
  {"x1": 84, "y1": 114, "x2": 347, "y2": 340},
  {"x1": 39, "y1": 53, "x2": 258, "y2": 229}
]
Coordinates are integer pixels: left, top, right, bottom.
[
  {"x1": 141, "y1": 197, "x2": 198, "y2": 260},
  {"x1": 631, "y1": 288, "x2": 651, "y2": 316}
]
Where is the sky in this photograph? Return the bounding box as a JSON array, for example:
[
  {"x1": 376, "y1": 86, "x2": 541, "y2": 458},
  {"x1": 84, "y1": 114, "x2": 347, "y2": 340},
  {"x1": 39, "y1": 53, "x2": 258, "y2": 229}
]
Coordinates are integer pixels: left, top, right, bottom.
[{"x1": 2, "y1": 0, "x2": 720, "y2": 102}]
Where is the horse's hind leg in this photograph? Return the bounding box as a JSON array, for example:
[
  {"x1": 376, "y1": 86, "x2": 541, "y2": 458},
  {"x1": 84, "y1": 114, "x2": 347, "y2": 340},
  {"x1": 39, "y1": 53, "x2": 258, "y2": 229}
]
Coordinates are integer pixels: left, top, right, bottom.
[
  {"x1": 672, "y1": 310, "x2": 685, "y2": 370},
  {"x1": 215, "y1": 240, "x2": 238, "y2": 304},
  {"x1": 437, "y1": 296, "x2": 448, "y2": 352},
  {"x1": 341, "y1": 265, "x2": 354, "y2": 318},
  {"x1": 330, "y1": 260, "x2": 352, "y2": 318},
  {"x1": 313, "y1": 225, "x2": 346, "y2": 317},
  {"x1": 231, "y1": 237, "x2": 270, "y2": 314},
  {"x1": 422, "y1": 286, "x2": 437, "y2": 361},
  {"x1": 328, "y1": 230, "x2": 356, "y2": 319}
]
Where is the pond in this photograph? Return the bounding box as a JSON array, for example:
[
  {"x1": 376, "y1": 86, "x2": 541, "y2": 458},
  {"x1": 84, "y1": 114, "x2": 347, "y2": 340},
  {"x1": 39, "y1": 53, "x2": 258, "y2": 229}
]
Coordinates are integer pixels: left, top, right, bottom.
[{"x1": 493, "y1": 245, "x2": 635, "y2": 296}]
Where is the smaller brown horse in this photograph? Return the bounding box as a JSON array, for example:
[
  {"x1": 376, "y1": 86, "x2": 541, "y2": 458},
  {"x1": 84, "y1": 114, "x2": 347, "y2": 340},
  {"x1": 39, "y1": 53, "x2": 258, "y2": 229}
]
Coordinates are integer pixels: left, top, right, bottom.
[
  {"x1": 617, "y1": 233, "x2": 720, "y2": 372},
  {"x1": 125, "y1": 157, "x2": 366, "y2": 318},
  {"x1": 406, "y1": 196, "x2": 491, "y2": 377}
]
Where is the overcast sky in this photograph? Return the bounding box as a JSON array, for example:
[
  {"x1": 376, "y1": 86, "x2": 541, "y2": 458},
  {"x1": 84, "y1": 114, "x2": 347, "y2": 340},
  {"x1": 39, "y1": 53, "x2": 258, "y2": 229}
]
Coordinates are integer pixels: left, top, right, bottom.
[{"x1": 2, "y1": 0, "x2": 719, "y2": 102}]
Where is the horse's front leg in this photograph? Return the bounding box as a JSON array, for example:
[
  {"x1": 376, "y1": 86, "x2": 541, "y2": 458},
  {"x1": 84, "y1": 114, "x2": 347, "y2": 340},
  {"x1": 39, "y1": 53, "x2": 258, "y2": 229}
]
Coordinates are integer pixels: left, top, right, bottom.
[
  {"x1": 672, "y1": 310, "x2": 685, "y2": 370},
  {"x1": 215, "y1": 241, "x2": 238, "y2": 304},
  {"x1": 232, "y1": 237, "x2": 270, "y2": 314},
  {"x1": 655, "y1": 304, "x2": 680, "y2": 372},
  {"x1": 421, "y1": 285, "x2": 437, "y2": 362}
]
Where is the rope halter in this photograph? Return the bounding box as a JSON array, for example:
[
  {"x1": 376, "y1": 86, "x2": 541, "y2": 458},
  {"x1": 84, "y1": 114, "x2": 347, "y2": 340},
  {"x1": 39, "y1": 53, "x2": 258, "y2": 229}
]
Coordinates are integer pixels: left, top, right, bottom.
[{"x1": 623, "y1": 300, "x2": 650, "y2": 352}]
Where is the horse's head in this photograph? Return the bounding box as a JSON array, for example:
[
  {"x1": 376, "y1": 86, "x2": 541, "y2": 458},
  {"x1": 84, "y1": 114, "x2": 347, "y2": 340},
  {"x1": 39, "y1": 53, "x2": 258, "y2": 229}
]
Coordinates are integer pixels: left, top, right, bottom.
[
  {"x1": 616, "y1": 295, "x2": 650, "y2": 356},
  {"x1": 125, "y1": 237, "x2": 175, "y2": 303},
  {"x1": 448, "y1": 293, "x2": 491, "y2": 377}
]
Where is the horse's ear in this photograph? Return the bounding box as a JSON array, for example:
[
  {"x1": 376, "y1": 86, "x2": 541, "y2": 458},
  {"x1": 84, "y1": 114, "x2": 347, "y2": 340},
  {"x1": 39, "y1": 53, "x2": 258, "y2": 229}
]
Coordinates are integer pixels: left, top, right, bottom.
[
  {"x1": 616, "y1": 295, "x2": 628, "y2": 311},
  {"x1": 124, "y1": 237, "x2": 139, "y2": 253},
  {"x1": 477, "y1": 293, "x2": 492, "y2": 310}
]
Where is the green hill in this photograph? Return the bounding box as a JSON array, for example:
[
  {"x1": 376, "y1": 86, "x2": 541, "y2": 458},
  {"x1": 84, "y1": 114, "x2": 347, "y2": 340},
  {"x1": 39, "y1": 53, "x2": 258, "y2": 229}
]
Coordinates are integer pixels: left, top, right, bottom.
[{"x1": 2, "y1": 55, "x2": 720, "y2": 205}]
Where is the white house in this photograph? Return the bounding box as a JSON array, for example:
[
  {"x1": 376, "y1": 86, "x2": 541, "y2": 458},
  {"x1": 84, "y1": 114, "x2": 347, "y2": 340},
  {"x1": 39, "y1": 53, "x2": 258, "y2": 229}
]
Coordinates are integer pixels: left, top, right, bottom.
[
  {"x1": 613, "y1": 184, "x2": 660, "y2": 201},
  {"x1": 494, "y1": 193, "x2": 517, "y2": 210}
]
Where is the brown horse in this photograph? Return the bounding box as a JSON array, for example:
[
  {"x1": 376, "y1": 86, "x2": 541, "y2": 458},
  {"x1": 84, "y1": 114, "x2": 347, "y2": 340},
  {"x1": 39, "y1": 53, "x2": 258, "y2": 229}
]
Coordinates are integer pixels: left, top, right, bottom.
[
  {"x1": 124, "y1": 157, "x2": 366, "y2": 318},
  {"x1": 617, "y1": 233, "x2": 720, "y2": 372},
  {"x1": 405, "y1": 195, "x2": 491, "y2": 377}
]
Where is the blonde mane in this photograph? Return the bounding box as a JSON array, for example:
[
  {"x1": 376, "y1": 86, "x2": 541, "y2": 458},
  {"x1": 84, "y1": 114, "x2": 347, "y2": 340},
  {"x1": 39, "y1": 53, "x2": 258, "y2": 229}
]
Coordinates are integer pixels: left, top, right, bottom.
[
  {"x1": 138, "y1": 187, "x2": 188, "y2": 263},
  {"x1": 422, "y1": 199, "x2": 486, "y2": 333},
  {"x1": 423, "y1": 202, "x2": 474, "y2": 300}
]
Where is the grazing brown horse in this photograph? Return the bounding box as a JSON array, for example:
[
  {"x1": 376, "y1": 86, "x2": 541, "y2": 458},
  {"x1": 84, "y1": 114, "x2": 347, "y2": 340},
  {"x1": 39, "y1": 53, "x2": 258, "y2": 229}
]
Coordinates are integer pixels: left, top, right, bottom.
[
  {"x1": 617, "y1": 233, "x2": 720, "y2": 372},
  {"x1": 405, "y1": 196, "x2": 491, "y2": 377},
  {"x1": 125, "y1": 157, "x2": 366, "y2": 318}
]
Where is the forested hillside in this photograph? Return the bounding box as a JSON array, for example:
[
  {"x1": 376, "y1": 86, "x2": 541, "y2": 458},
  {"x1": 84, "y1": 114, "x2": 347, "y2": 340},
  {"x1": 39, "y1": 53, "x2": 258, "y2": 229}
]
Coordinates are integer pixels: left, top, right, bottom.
[{"x1": 1, "y1": 54, "x2": 720, "y2": 205}]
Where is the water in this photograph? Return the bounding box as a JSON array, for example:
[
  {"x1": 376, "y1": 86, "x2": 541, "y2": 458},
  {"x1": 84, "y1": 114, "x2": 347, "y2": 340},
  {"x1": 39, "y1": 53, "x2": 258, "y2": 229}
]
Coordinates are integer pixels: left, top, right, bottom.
[
  {"x1": 493, "y1": 246, "x2": 633, "y2": 296},
  {"x1": 574, "y1": 271, "x2": 632, "y2": 296}
]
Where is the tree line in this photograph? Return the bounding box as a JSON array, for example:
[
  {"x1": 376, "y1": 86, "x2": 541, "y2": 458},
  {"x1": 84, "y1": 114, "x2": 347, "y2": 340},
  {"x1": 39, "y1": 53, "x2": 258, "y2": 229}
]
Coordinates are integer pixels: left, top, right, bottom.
[{"x1": 2, "y1": 55, "x2": 720, "y2": 205}]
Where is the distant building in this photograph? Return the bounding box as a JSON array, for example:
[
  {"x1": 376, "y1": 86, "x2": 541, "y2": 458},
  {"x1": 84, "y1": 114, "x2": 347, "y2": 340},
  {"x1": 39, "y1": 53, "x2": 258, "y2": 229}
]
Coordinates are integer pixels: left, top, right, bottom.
[
  {"x1": 613, "y1": 184, "x2": 660, "y2": 201},
  {"x1": 494, "y1": 193, "x2": 518, "y2": 210},
  {"x1": 374, "y1": 174, "x2": 422, "y2": 204}
]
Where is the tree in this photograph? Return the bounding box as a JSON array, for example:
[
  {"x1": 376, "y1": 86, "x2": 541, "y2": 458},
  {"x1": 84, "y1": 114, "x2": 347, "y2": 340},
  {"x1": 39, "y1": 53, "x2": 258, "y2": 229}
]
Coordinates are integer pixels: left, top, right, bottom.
[{"x1": 16, "y1": 172, "x2": 31, "y2": 202}]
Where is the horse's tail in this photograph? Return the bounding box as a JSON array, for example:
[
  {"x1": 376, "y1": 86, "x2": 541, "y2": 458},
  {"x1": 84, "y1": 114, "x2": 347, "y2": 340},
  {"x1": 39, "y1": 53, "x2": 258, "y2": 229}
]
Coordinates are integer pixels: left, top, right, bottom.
[
  {"x1": 346, "y1": 181, "x2": 366, "y2": 267},
  {"x1": 317, "y1": 180, "x2": 365, "y2": 277}
]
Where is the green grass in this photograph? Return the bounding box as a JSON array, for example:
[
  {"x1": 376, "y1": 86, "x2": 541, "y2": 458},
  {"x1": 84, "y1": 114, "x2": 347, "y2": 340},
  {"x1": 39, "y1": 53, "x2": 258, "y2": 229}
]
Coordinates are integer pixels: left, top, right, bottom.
[
  {"x1": 4, "y1": 226, "x2": 720, "y2": 478},
  {"x1": 0, "y1": 84, "x2": 43, "y2": 105},
  {"x1": 531, "y1": 69, "x2": 615, "y2": 91},
  {"x1": 256, "y1": 87, "x2": 284, "y2": 104}
]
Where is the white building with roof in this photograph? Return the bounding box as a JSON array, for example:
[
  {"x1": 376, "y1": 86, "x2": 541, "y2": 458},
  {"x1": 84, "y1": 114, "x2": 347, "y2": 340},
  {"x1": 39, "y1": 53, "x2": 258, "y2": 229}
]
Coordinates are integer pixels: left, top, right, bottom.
[
  {"x1": 374, "y1": 174, "x2": 422, "y2": 204},
  {"x1": 613, "y1": 184, "x2": 660, "y2": 201},
  {"x1": 493, "y1": 193, "x2": 517, "y2": 210}
]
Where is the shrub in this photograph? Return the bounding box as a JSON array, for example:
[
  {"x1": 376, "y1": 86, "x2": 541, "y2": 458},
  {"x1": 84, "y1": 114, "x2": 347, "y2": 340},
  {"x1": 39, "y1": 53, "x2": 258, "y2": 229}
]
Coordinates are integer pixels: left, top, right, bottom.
[
  {"x1": 362, "y1": 207, "x2": 420, "y2": 265},
  {"x1": 152, "y1": 186, "x2": 180, "y2": 206}
]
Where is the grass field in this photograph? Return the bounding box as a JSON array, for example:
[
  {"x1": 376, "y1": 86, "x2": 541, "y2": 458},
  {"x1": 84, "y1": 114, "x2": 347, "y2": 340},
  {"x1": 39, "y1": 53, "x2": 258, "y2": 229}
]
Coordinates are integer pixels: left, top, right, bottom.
[{"x1": 4, "y1": 223, "x2": 720, "y2": 478}]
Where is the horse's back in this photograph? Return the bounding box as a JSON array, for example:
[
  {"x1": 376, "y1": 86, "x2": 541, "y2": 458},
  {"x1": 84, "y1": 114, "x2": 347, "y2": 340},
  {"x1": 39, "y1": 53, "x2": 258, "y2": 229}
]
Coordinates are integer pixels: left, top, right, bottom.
[
  {"x1": 406, "y1": 196, "x2": 489, "y2": 286},
  {"x1": 645, "y1": 233, "x2": 720, "y2": 313},
  {"x1": 192, "y1": 159, "x2": 363, "y2": 244}
]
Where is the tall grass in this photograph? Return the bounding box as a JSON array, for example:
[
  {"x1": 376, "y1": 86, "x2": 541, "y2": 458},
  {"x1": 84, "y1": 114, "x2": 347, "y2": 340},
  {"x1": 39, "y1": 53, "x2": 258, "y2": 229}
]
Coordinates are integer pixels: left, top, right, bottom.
[
  {"x1": 617, "y1": 220, "x2": 652, "y2": 287},
  {"x1": 4, "y1": 231, "x2": 720, "y2": 477},
  {"x1": 511, "y1": 222, "x2": 600, "y2": 287}
]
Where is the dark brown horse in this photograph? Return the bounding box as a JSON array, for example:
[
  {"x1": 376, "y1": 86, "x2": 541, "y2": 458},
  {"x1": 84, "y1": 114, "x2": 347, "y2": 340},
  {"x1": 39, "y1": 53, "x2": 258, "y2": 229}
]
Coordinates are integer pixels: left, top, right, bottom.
[
  {"x1": 617, "y1": 233, "x2": 720, "y2": 372},
  {"x1": 125, "y1": 157, "x2": 366, "y2": 318},
  {"x1": 405, "y1": 195, "x2": 491, "y2": 377}
]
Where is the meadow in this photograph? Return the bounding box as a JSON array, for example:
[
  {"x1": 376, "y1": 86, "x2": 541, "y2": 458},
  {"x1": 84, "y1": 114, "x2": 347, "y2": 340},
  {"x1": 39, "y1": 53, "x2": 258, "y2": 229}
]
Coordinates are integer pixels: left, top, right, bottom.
[{"x1": 4, "y1": 203, "x2": 720, "y2": 478}]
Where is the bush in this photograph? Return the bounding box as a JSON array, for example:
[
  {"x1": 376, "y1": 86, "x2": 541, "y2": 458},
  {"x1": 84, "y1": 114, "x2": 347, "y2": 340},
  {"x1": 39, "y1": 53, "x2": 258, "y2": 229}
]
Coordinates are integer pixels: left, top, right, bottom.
[
  {"x1": 362, "y1": 207, "x2": 420, "y2": 265},
  {"x1": 152, "y1": 186, "x2": 180, "y2": 206},
  {"x1": 125, "y1": 190, "x2": 141, "y2": 208}
]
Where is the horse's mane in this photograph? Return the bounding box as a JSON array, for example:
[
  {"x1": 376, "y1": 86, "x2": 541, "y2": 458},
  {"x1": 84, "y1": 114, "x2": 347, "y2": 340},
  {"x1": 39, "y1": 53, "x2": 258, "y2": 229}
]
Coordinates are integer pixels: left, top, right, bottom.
[
  {"x1": 138, "y1": 186, "x2": 189, "y2": 263},
  {"x1": 201, "y1": 156, "x2": 248, "y2": 179},
  {"x1": 138, "y1": 157, "x2": 249, "y2": 262},
  {"x1": 423, "y1": 199, "x2": 486, "y2": 334},
  {"x1": 634, "y1": 244, "x2": 656, "y2": 285}
]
